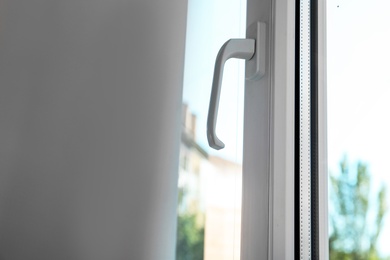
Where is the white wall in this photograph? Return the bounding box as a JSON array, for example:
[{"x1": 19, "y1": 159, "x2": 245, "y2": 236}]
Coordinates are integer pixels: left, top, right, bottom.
[{"x1": 0, "y1": 0, "x2": 187, "y2": 259}]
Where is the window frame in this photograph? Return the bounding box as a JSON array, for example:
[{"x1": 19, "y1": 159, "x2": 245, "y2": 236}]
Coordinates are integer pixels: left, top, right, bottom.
[{"x1": 242, "y1": 0, "x2": 296, "y2": 258}]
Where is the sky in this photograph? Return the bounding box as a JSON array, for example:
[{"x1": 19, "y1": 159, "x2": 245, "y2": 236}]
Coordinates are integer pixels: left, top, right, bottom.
[
  {"x1": 182, "y1": 0, "x2": 246, "y2": 163},
  {"x1": 182, "y1": 0, "x2": 390, "y2": 256},
  {"x1": 327, "y1": 0, "x2": 390, "y2": 255}
]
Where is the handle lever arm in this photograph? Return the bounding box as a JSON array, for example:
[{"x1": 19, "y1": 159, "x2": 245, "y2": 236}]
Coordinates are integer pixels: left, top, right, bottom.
[{"x1": 207, "y1": 39, "x2": 255, "y2": 150}]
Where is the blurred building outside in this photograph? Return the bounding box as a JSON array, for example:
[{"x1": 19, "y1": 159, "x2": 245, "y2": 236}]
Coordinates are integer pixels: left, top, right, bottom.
[{"x1": 178, "y1": 104, "x2": 242, "y2": 260}]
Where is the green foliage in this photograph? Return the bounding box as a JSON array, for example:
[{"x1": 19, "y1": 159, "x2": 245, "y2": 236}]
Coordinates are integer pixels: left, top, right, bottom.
[
  {"x1": 176, "y1": 188, "x2": 204, "y2": 260},
  {"x1": 176, "y1": 213, "x2": 204, "y2": 260},
  {"x1": 329, "y1": 157, "x2": 388, "y2": 260}
]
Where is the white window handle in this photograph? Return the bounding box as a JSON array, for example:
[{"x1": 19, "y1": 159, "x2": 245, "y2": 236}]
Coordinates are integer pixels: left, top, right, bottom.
[{"x1": 207, "y1": 22, "x2": 266, "y2": 150}]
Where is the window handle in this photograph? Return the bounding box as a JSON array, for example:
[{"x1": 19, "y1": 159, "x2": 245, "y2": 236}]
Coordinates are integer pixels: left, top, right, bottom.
[{"x1": 207, "y1": 22, "x2": 266, "y2": 150}]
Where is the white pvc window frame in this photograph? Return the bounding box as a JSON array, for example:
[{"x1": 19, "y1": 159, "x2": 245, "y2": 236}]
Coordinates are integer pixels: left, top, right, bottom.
[
  {"x1": 241, "y1": 0, "x2": 296, "y2": 258},
  {"x1": 296, "y1": 0, "x2": 328, "y2": 259},
  {"x1": 242, "y1": 0, "x2": 328, "y2": 259},
  {"x1": 318, "y1": 0, "x2": 328, "y2": 259}
]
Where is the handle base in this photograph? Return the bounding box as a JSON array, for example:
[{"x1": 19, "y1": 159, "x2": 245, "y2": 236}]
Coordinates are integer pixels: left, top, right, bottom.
[{"x1": 246, "y1": 21, "x2": 267, "y2": 81}]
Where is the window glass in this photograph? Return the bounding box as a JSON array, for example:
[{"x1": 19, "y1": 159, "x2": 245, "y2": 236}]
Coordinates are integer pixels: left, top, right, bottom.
[
  {"x1": 327, "y1": 0, "x2": 390, "y2": 258},
  {"x1": 175, "y1": 0, "x2": 246, "y2": 259}
]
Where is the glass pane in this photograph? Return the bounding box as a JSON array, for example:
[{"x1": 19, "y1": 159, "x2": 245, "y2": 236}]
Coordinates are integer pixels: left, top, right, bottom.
[
  {"x1": 175, "y1": 0, "x2": 246, "y2": 259},
  {"x1": 327, "y1": 1, "x2": 390, "y2": 259}
]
